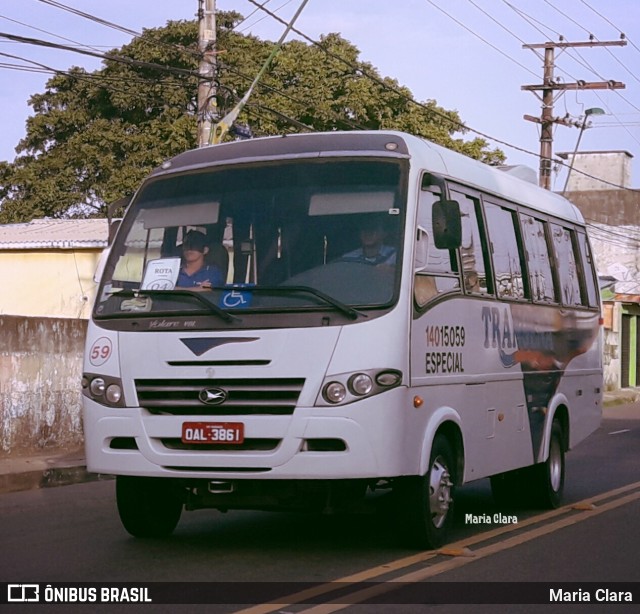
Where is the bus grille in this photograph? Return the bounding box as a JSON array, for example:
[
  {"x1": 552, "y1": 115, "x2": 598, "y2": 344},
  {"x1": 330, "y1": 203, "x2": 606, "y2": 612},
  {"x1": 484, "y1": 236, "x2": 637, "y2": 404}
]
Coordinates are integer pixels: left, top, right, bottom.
[
  {"x1": 135, "y1": 378, "x2": 305, "y2": 416},
  {"x1": 159, "y1": 438, "x2": 281, "y2": 451}
]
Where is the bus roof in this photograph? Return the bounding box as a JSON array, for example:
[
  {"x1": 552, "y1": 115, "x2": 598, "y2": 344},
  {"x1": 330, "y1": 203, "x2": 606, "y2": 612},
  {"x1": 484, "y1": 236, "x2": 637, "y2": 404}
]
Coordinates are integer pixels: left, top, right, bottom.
[
  {"x1": 151, "y1": 130, "x2": 584, "y2": 225},
  {"x1": 400, "y1": 132, "x2": 584, "y2": 224}
]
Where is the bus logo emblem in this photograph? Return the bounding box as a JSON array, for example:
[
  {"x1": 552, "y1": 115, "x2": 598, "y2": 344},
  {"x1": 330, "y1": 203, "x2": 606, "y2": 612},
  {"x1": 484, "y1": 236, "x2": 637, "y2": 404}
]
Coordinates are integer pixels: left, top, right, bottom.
[{"x1": 199, "y1": 388, "x2": 228, "y2": 405}]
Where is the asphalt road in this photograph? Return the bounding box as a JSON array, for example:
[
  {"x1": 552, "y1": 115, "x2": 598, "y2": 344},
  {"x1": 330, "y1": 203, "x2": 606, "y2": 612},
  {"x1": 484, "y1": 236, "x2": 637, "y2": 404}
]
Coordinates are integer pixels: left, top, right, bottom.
[{"x1": 1, "y1": 413, "x2": 639, "y2": 612}]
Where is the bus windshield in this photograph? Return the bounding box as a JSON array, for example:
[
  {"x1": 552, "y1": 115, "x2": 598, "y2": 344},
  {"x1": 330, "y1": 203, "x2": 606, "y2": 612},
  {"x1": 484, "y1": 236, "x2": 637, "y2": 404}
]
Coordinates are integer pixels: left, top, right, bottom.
[{"x1": 95, "y1": 159, "x2": 405, "y2": 319}]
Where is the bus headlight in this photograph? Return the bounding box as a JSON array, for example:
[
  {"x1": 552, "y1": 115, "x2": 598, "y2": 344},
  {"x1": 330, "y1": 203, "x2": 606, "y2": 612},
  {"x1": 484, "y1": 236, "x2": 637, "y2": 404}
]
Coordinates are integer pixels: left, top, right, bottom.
[
  {"x1": 89, "y1": 378, "x2": 106, "y2": 396},
  {"x1": 82, "y1": 373, "x2": 126, "y2": 408},
  {"x1": 105, "y1": 384, "x2": 123, "y2": 404},
  {"x1": 323, "y1": 381, "x2": 347, "y2": 404},
  {"x1": 317, "y1": 369, "x2": 402, "y2": 406},
  {"x1": 348, "y1": 373, "x2": 373, "y2": 396}
]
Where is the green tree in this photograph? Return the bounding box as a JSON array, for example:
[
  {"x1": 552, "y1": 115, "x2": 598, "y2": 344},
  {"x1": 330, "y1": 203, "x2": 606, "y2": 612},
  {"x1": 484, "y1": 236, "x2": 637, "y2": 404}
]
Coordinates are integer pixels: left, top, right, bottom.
[{"x1": 0, "y1": 12, "x2": 504, "y2": 223}]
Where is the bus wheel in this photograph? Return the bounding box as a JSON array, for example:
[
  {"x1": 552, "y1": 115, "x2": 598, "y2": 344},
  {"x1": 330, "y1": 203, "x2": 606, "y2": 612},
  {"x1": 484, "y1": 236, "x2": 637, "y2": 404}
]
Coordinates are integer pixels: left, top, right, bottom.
[
  {"x1": 401, "y1": 434, "x2": 455, "y2": 549},
  {"x1": 530, "y1": 419, "x2": 565, "y2": 509},
  {"x1": 116, "y1": 476, "x2": 183, "y2": 538}
]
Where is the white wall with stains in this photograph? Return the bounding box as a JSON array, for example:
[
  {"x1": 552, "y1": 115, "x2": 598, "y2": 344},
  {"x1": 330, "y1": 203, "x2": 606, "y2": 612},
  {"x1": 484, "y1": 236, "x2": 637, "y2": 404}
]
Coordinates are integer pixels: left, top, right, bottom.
[{"x1": 0, "y1": 316, "x2": 86, "y2": 456}]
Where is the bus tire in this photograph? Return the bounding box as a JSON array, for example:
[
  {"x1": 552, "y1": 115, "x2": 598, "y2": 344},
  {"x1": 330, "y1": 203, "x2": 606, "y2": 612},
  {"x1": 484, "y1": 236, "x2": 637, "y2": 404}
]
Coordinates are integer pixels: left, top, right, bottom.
[
  {"x1": 116, "y1": 476, "x2": 183, "y2": 538},
  {"x1": 529, "y1": 419, "x2": 565, "y2": 509},
  {"x1": 401, "y1": 434, "x2": 456, "y2": 549}
]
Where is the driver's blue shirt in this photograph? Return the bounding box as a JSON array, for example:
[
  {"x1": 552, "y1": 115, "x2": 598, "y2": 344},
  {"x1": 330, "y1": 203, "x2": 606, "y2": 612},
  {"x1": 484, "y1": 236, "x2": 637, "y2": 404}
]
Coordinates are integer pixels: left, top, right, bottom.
[
  {"x1": 341, "y1": 245, "x2": 396, "y2": 266},
  {"x1": 176, "y1": 265, "x2": 223, "y2": 288}
]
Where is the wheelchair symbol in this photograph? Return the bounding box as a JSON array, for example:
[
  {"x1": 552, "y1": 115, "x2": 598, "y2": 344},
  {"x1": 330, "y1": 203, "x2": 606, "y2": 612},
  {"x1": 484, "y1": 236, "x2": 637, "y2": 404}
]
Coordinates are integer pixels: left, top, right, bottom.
[{"x1": 221, "y1": 290, "x2": 251, "y2": 308}]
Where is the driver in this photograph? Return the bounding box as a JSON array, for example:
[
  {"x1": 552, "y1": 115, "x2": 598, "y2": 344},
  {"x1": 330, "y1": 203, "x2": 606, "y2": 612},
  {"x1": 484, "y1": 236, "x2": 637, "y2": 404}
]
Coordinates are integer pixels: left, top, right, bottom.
[
  {"x1": 341, "y1": 216, "x2": 396, "y2": 266},
  {"x1": 176, "y1": 230, "x2": 224, "y2": 290}
]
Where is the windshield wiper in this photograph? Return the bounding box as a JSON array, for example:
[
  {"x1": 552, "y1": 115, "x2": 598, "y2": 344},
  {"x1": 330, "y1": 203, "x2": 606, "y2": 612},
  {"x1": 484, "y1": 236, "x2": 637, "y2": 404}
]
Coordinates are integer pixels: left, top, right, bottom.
[
  {"x1": 246, "y1": 285, "x2": 364, "y2": 320},
  {"x1": 115, "y1": 289, "x2": 240, "y2": 323}
]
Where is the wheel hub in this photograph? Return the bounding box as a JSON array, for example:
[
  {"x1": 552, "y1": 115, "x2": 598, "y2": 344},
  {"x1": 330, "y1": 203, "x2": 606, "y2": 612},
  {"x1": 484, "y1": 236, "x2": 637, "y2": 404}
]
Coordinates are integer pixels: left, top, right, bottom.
[
  {"x1": 429, "y1": 457, "x2": 453, "y2": 528},
  {"x1": 549, "y1": 438, "x2": 562, "y2": 492}
]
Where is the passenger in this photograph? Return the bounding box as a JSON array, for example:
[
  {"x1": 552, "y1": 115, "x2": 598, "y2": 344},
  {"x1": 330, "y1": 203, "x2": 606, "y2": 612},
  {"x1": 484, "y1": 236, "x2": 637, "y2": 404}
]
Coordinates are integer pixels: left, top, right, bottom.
[
  {"x1": 176, "y1": 230, "x2": 224, "y2": 290},
  {"x1": 341, "y1": 217, "x2": 396, "y2": 266}
]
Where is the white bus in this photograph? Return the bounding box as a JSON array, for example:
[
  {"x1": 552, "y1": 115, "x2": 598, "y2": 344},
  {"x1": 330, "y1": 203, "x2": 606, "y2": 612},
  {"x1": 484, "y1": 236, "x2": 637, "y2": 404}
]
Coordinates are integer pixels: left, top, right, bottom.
[{"x1": 82, "y1": 131, "x2": 603, "y2": 548}]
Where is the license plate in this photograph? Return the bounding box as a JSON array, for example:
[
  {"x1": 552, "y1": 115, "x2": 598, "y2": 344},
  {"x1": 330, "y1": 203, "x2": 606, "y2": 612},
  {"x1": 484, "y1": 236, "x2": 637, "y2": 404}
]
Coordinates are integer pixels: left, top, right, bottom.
[{"x1": 181, "y1": 422, "x2": 244, "y2": 444}]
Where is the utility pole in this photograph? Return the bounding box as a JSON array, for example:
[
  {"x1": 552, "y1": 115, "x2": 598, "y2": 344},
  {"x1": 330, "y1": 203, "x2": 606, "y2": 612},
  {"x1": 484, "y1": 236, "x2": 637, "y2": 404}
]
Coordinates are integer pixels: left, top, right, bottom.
[
  {"x1": 197, "y1": 0, "x2": 217, "y2": 148},
  {"x1": 521, "y1": 38, "x2": 626, "y2": 190}
]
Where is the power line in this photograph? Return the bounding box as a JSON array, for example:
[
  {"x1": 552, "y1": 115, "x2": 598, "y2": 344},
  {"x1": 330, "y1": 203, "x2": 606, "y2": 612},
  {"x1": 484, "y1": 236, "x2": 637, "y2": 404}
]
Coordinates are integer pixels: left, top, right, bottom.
[
  {"x1": 425, "y1": 0, "x2": 538, "y2": 79},
  {"x1": 496, "y1": 1, "x2": 640, "y2": 163},
  {"x1": 463, "y1": 0, "x2": 637, "y2": 154},
  {"x1": 522, "y1": 5, "x2": 640, "y2": 153},
  {"x1": 521, "y1": 39, "x2": 626, "y2": 190},
  {"x1": 3, "y1": 1, "x2": 638, "y2": 195},
  {"x1": 0, "y1": 12, "x2": 108, "y2": 55},
  {"x1": 464, "y1": 0, "x2": 538, "y2": 50},
  {"x1": 535, "y1": 2, "x2": 640, "y2": 106},
  {"x1": 456, "y1": 1, "x2": 640, "y2": 180},
  {"x1": 0, "y1": 12, "x2": 367, "y2": 138},
  {"x1": 31, "y1": 0, "x2": 208, "y2": 74},
  {"x1": 235, "y1": 0, "x2": 297, "y2": 34},
  {"x1": 246, "y1": 0, "x2": 638, "y2": 194},
  {"x1": 0, "y1": 48, "x2": 188, "y2": 90},
  {"x1": 210, "y1": 0, "x2": 311, "y2": 144},
  {"x1": 501, "y1": 0, "x2": 561, "y2": 40},
  {"x1": 244, "y1": 1, "x2": 468, "y2": 132},
  {"x1": 1, "y1": 3, "x2": 637, "y2": 257},
  {"x1": 246, "y1": 101, "x2": 313, "y2": 132},
  {"x1": 542, "y1": 0, "x2": 593, "y2": 38},
  {"x1": 579, "y1": 0, "x2": 640, "y2": 56},
  {"x1": 0, "y1": 62, "x2": 50, "y2": 75},
  {"x1": 233, "y1": 0, "x2": 274, "y2": 30},
  {"x1": 586, "y1": 222, "x2": 640, "y2": 251},
  {"x1": 0, "y1": 30, "x2": 200, "y2": 79},
  {"x1": 35, "y1": 0, "x2": 141, "y2": 38},
  {"x1": 217, "y1": 57, "x2": 369, "y2": 131}
]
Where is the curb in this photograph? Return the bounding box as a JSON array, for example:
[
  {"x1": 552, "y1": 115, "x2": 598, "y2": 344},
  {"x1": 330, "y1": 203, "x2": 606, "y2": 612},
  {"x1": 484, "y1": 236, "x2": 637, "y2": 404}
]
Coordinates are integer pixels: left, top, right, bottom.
[
  {"x1": 603, "y1": 393, "x2": 640, "y2": 407},
  {"x1": 0, "y1": 466, "x2": 110, "y2": 495},
  {"x1": 0, "y1": 450, "x2": 114, "y2": 495}
]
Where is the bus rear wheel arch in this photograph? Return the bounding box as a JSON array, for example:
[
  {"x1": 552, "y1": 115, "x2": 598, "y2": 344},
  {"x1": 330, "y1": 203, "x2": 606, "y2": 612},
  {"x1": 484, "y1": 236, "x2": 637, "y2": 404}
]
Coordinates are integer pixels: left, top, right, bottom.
[
  {"x1": 529, "y1": 417, "x2": 566, "y2": 508},
  {"x1": 490, "y1": 416, "x2": 566, "y2": 510}
]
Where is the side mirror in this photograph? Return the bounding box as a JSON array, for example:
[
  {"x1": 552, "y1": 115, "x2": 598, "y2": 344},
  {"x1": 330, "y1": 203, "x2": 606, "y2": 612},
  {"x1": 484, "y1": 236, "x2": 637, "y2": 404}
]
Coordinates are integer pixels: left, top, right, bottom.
[
  {"x1": 433, "y1": 199, "x2": 462, "y2": 250},
  {"x1": 414, "y1": 225, "x2": 430, "y2": 273}
]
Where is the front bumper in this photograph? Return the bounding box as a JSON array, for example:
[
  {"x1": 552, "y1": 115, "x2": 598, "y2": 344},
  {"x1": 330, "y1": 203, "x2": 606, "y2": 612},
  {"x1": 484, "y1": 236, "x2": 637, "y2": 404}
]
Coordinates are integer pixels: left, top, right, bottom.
[{"x1": 83, "y1": 387, "x2": 414, "y2": 480}]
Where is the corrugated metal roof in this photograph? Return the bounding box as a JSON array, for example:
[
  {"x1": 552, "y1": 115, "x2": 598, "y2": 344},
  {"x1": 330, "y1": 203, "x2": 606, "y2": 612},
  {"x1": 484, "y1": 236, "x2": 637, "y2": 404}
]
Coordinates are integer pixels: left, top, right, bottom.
[{"x1": 0, "y1": 218, "x2": 108, "y2": 250}]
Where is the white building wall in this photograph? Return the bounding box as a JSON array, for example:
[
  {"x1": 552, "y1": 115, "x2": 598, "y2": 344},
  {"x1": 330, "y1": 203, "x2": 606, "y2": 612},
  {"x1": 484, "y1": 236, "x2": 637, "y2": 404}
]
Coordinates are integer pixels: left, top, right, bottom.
[
  {"x1": 565, "y1": 151, "x2": 633, "y2": 192},
  {"x1": 590, "y1": 223, "x2": 640, "y2": 295},
  {"x1": 0, "y1": 250, "x2": 101, "y2": 319}
]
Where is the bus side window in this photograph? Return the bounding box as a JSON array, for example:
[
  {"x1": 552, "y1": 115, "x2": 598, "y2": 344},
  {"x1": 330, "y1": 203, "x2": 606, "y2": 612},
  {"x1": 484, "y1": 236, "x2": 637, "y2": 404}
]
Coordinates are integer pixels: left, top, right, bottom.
[
  {"x1": 577, "y1": 232, "x2": 599, "y2": 308},
  {"x1": 450, "y1": 189, "x2": 491, "y2": 295},
  {"x1": 551, "y1": 224, "x2": 583, "y2": 307},
  {"x1": 484, "y1": 202, "x2": 526, "y2": 300},
  {"x1": 520, "y1": 214, "x2": 556, "y2": 303},
  {"x1": 414, "y1": 188, "x2": 460, "y2": 307}
]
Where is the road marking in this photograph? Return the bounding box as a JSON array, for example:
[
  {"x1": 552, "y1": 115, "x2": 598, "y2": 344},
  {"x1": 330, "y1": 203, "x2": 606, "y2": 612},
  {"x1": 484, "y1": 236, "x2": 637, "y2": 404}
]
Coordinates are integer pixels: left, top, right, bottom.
[
  {"x1": 232, "y1": 480, "x2": 640, "y2": 614},
  {"x1": 608, "y1": 429, "x2": 631, "y2": 435},
  {"x1": 300, "y1": 489, "x2": 640, "y2": 613}
]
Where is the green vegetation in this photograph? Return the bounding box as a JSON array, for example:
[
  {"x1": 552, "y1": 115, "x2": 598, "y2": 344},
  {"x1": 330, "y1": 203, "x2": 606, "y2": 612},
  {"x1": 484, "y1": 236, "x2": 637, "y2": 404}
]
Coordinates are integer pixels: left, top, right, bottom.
[{"x1": 0, "y1": 11, "x2": 505, "y2": 223}]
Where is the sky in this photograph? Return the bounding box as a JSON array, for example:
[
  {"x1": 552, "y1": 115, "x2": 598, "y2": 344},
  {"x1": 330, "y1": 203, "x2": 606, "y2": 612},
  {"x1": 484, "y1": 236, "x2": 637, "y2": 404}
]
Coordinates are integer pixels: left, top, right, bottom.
[{"x1": 0, "y1": 0, "x2": 639, "y2": 192}]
